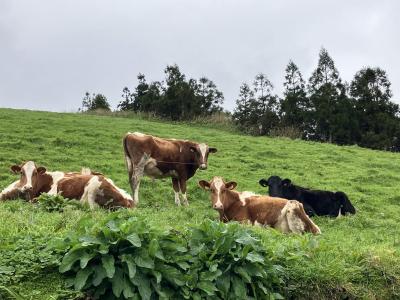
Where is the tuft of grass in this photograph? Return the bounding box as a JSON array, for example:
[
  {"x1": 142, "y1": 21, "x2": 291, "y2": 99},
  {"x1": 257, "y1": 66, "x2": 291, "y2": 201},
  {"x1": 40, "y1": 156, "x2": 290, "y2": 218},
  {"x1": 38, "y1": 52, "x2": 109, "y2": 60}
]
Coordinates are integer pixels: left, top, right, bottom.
[{"x1": 0, "y1": 108, "x2": 400, "y2": 298}]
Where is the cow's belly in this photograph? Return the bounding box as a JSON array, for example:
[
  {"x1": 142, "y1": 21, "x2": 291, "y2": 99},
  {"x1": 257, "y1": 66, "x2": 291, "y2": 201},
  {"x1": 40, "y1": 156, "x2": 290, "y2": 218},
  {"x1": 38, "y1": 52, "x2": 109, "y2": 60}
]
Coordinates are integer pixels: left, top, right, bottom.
[{"x1": 143, "y1": 159, "x2": 178, "y2": 179}]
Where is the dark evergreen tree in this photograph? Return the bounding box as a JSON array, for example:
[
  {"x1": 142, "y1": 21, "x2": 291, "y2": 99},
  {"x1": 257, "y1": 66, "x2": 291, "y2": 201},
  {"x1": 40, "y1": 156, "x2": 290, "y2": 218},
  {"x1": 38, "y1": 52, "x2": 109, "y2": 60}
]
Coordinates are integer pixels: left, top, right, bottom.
[
  {"x1": 195, "y1": 77, "x2": 224, "y2": 113},
  {"x1": 350, "y1": 67, "x2": 400, "y2": 150},
  {"x1": 252, "y1": 73, "x2": 279, "y2": 134},
  {"x1": 308, "y1": 48, "x2": 347, "y2": 142},
  {"x1": 281, "y1": 60, "x2": 311, "y2": 136},
  {"x1": 232, "y1": 83, "x2": 254, "y2": 129}
]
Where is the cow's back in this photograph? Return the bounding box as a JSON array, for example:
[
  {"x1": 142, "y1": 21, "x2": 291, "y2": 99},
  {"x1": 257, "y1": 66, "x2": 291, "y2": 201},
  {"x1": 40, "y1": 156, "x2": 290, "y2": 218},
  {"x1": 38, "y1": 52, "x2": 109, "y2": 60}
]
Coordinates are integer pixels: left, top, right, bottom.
[
  {"x1": 57, "y1": 175, "x2": 92, "y2": 199},
  {"x1": 245, "y1": 195, "x2": 288, "y2": 224}
]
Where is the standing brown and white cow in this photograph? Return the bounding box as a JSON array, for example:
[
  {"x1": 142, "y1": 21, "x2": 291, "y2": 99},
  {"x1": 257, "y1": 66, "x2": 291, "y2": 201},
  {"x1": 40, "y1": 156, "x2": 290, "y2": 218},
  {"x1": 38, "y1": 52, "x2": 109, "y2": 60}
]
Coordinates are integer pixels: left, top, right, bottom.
[
  {"x1": 123, "y1": 132, "x2": 217, "y2": 205},
  {"x1": 0, "y1": 161, "x2": 134, "y2": 209},
  {"x1": 199, "y1": 177, "x2": 321, "y2": 235}
]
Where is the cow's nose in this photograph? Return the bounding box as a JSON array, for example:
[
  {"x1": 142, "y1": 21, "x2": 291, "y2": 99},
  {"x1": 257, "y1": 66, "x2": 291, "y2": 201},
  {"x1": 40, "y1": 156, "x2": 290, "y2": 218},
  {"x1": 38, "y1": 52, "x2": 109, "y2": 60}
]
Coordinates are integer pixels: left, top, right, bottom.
[
  {"x1": 213, "y1": 203, "x2": 223, "y2": 210},
  {"x1": 23, "y1": 185, "x2": 33, "y2": 191},
  {"x1": 199, "y1": 164, "x2": 207, "y2": 170}
]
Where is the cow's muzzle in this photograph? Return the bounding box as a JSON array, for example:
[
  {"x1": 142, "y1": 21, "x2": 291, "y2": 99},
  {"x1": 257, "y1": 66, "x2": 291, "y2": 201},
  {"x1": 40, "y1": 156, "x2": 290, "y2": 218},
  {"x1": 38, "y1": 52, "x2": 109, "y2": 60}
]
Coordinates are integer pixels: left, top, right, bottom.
[{"x1": 199, "y1": 164, "x2": 207, "y2": 170}]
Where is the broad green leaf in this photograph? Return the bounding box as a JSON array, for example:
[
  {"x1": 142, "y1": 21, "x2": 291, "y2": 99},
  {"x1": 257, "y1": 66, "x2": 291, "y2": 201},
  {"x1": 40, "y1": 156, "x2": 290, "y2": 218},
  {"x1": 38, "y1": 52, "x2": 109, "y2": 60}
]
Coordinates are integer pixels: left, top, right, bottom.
[
  {"x1": 106, "y1": 220, "x2": 120, "y2": 232},
  {"x1": 246, "y1": 252, "x2": 265, "y2": 264},
  {"x1": 59, "y1": 249, "x2": 84, "y2": 272},
  {"x1": 80, "y1": 251, "x2": 95, "y2": 268},
  {"x1": 149, "y1": 239, "x2": 164, "y2": 260},
  {"x1": 74, "y1": 267, "x2": 93, "y2": 290},
  {"x1": 134, "y1": 255, "x2": 154, "y2": 269},
  {"x1": 197, "y1": 280, "x2": 218, "y2": 296},
  {"x1": 121, "y1": 254, "x2": 136, "y2": 279},
  {"x1": 79, "y1": 235, "x2": 103, "y2": 246},
  {"x1": 232, "y1": 275, "x2": 247, "y2": 298},
  {"x1": 111, "y1": 267, "x2": 124, "y2": 297},
  {"x1": 92, "y1": 265, "x2": 107, "y2": 286},
  {"x1": 101, "y1": 254, "x2": 115, "y2": 278},
  {"x1": 126, "y1": 233, "x2": 141, "y2": 247},
  {"x1": 216, "y1": 274, "x2": 230, "y2": 296},
  {"x1": 122, "y1": 275, "x2": 136, "y2": 298},
  {"x1": 234, "y1": 266, "x2": 251, "y2": 283},
  {"x1": 132, "y1": 272, "x2": 152, "y2": 300}
]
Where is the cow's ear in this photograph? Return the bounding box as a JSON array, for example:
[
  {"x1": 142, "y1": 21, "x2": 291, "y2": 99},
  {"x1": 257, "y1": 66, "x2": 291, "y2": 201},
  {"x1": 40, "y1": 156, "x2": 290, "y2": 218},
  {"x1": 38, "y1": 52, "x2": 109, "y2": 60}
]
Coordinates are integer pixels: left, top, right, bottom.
[
  {"x1": 37, "y1": 167, "x2": 46, "y2": 174},
  {"x1": 259, "y1": 179, "x2": 268, "y2": 187},
  {"x1": 198, "y1": 180, "x2": 210, "y2": 190},
  {"x1": 225, "y1": 181, "x2": 237, "y2": 190},
  {"x1": 209, "y1": 147, "x2": 217, "y2": 153},
  {"x1": 282, "y1": 179, "x2": 291, "y2": 186},
  {"x1": 190, "y1": 146, "x2": 196, "y2": 153},
  {"x1": 10, "y1": 165, "x2": 21, "y2": 174}
]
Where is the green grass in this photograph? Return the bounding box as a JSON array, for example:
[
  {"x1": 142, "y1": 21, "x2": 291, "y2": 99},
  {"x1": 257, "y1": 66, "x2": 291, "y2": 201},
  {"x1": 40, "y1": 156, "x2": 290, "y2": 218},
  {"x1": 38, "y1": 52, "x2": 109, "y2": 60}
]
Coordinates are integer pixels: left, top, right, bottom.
[{"x1": 0, "y1": 108, "x2": 400, "y2": 299}]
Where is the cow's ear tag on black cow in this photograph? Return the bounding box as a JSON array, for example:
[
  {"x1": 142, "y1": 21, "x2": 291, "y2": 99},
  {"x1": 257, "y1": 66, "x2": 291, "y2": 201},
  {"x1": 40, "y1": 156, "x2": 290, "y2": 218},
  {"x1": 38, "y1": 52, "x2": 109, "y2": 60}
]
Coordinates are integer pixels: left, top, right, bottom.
[
  {"x1": 37, "y1": 167, "x2": 47, "y2": 174},
  {"x1": 10, "y1": 165, "x2": 21, "y2": 174}
]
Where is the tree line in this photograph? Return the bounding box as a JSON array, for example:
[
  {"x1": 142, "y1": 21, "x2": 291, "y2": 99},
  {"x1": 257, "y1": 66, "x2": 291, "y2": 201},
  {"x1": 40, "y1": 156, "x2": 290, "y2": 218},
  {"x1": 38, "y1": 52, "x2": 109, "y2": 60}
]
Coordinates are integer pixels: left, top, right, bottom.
[{"x1": 81, "y1": 48, "x2": 400, "y2": 152}]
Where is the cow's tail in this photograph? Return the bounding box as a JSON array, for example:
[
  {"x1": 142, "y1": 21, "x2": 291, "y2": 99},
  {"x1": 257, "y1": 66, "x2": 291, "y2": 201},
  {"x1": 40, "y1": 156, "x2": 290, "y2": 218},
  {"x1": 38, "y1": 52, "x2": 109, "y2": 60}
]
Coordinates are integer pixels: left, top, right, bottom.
[
  {"x1": 336, "y1": 192, "x2": 356, "y2": 215},
  {"x1": 123, "y1": 133, "x2": 133, "y2": 174}
]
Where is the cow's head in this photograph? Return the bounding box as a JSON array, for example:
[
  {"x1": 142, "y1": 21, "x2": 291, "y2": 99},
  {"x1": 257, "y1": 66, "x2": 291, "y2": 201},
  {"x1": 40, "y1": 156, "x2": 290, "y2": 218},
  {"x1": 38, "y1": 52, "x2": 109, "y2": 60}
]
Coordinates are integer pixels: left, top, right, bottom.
[
  {"x1": 259, "y1": 175, "x2": 284, "y2": 197},
  {"x1": 189, "y1": 143, "x2": 217, "y2": 170},
  {"x1": 199, "y1": 176, "x2": 237, "y2": 210},
  {"x1": 10, "y1": 161, "x2": 46, "y2": 199}
]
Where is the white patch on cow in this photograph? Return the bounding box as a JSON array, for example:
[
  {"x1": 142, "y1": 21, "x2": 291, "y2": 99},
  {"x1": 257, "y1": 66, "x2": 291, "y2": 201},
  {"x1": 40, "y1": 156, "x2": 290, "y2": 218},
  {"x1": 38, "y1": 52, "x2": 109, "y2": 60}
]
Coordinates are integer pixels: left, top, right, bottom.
[
  {"x1": 238, "y1": 191, "x2": 256, "y2": 206},
  {"x1": 47, "y1": 172, "x2": 65, "y2": 195},
  {"x1": 254, "y1": 220, "x2": 264, "y2": 227},
  {"x1": 22, "y1": 161, "x2": 35, "y2": 190},
  {"x1": 125, "y1": 155, "x2": 133, "y2": 172},
  {"x1": 337, "y1": 207, "x2": 342, "y2": 218},
  {"x1": 81, "y1": 176, "x2": 102, "y2": 209},
  {"x1": 174, "y1": 191, "x2": 180, "y2": 205},
  {"x1": 81, "y1": 168, "x2": 91, "y2": 175},
  {"x1": 199, "y1": 143, "x2": 207, "y2": 162},
  {"x1": 213, "y1": 177, "x2": 224, "y2": 209},
  {"x1": 181, "y1": 193, "x2": 189, "y2": 206},
  {"x1": 105, "y1": 178, "x2": 133, "y2": 202},
  {"x1": 285, "y1": 201, "x2": 305, "y2": 234},
  {"x1": 132, "y1": 132, "x2": 145, "y2": 137},
  {"x1": 0, "y1": 180, "x2": 19, "y2": 200}
]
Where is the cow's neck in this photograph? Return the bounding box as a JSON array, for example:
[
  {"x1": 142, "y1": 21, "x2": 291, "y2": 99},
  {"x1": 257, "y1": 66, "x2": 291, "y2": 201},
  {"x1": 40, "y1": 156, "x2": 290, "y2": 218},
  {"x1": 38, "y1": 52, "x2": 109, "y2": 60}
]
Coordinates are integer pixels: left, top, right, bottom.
[
  {"x1": 221, "y1": 190, "x2": 245, "y2": 220},
  {"x1": 35, "y1": 173, "x2": 53, "y2": 195}
]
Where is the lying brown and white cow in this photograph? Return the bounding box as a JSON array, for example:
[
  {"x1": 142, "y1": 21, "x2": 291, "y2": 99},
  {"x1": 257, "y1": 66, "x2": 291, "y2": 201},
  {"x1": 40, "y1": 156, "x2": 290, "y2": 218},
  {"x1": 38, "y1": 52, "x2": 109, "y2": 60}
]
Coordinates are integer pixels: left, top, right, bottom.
[
  {"x1": 198, "y1": 177, "x2": 321, "y2": 235},
  {"x1": 123, "y1": 132, "x2": 217, "y2": 205},
  {"x1": 0, "y1": 161, "x2": 133, "y2": 209}
]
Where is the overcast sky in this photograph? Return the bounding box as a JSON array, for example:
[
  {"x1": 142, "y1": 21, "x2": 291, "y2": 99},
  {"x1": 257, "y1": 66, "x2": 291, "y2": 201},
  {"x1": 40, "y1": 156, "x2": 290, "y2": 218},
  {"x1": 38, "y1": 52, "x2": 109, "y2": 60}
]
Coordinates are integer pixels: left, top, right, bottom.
[{"x1": 0, "y1": 0, "x2": 399, "y2": 112}]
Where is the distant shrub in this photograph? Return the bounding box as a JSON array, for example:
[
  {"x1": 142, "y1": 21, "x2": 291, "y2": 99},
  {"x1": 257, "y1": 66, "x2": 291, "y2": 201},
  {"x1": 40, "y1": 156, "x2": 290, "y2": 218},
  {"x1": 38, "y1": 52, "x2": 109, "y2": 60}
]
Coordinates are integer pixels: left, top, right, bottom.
[
  {"x1": 269, "y1": 126, "x2": 303, "y2": 140},
  {"x1": 56, "y1": 215, "x2": 285, "y2": 299},
  {"x1": 37, "y1": 193, "x2": 83, "y2": 212}
]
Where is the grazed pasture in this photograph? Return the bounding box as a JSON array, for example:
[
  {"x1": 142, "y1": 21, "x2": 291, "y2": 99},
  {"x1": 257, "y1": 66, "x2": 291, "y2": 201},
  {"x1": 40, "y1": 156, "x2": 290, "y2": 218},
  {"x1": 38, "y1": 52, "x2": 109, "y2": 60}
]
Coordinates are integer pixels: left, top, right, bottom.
[{"x1": 0, "y1": 108, "x2": 400, "y2": 299}]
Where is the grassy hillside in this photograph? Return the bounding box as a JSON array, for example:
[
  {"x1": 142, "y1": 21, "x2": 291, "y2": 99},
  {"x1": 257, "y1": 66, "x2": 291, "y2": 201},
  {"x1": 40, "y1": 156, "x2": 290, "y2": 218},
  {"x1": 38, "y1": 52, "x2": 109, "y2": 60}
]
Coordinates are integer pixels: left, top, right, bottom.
[{"x1": 0, "y1": 108, "x2": 399, "y2": 299}]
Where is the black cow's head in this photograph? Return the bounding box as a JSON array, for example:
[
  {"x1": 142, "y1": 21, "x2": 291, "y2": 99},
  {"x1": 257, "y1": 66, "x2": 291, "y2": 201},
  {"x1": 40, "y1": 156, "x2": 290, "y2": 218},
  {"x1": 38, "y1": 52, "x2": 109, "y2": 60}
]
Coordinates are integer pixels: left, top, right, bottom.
[{"x1": 259, "y1": 175, "x2": 284, "y2": 197}]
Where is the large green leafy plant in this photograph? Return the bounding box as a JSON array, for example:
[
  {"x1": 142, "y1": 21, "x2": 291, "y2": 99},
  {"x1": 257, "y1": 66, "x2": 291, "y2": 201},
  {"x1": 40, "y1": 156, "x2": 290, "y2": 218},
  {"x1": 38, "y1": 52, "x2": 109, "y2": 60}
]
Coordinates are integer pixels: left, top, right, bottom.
[{"x1": 57, "y1": 214, "x2": 285, "y2": 299}]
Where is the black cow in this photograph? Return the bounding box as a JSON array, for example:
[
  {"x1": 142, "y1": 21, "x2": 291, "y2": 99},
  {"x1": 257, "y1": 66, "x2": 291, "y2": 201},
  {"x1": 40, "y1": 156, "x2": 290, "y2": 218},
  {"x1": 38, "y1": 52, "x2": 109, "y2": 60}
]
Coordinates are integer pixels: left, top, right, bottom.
[{"x1": 259, "y1": 176, "x2": 356, "y2": 217}]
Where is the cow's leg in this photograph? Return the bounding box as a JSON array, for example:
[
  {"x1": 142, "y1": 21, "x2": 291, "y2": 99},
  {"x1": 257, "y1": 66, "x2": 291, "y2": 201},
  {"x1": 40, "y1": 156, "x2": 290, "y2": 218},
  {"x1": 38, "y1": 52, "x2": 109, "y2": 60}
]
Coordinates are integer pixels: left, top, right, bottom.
[
  {"x1": 129, "y1": 153, "x2": 149, "y2": 204},
  {"x1": 172, "y1": 178, "x2": 181, "y2": 206},
  {"x1": 291, "y1": 201, "x2": 321, "y2": 235},
  {"x1": 179, "y1": 178, "x2": 189, "y2": 206}
]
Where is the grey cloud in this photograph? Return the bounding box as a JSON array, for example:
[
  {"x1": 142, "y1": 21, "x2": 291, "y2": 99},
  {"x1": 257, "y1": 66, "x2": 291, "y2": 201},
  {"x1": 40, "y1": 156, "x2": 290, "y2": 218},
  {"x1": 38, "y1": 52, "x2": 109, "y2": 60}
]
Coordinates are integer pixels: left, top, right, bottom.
[{"x1": 0, "y1": 0, "x2": 399, "y2": 112}]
